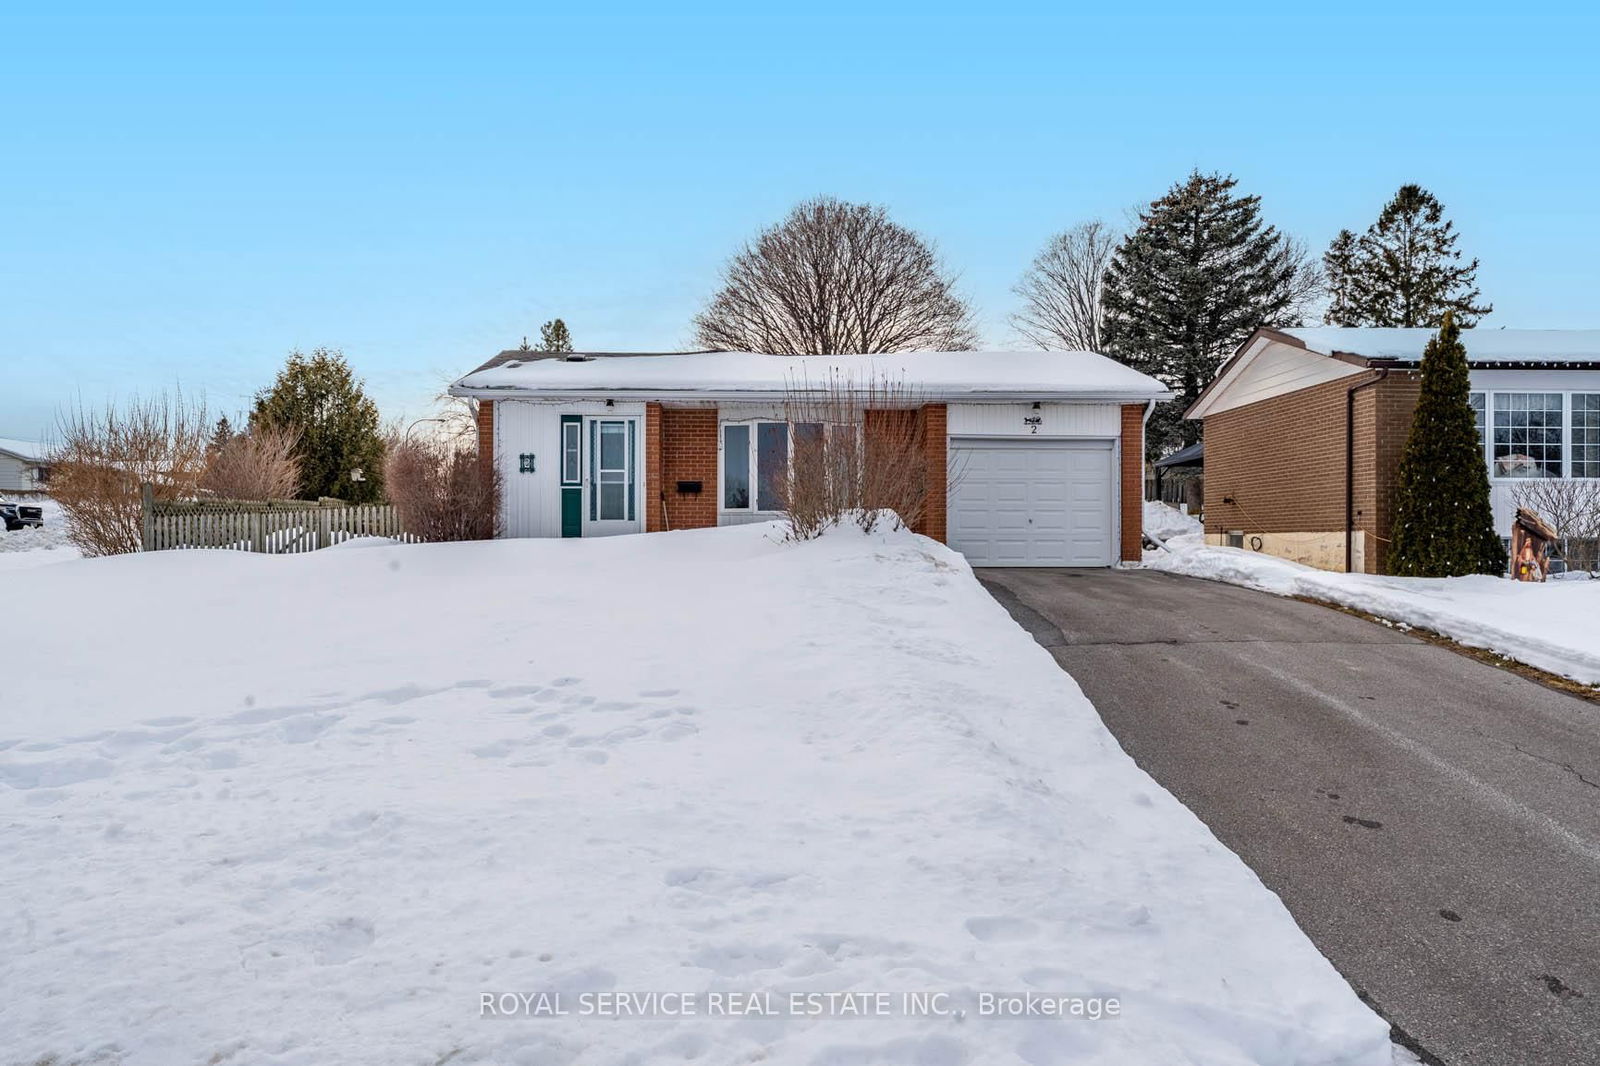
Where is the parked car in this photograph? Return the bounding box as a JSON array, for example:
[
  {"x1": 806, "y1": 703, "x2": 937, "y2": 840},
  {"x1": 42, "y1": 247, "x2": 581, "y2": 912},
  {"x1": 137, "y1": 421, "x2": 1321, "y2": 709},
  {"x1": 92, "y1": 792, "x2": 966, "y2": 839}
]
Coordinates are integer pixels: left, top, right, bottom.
[{"x1": 0, "y1": 498, "x2": 44, "y2": 531}]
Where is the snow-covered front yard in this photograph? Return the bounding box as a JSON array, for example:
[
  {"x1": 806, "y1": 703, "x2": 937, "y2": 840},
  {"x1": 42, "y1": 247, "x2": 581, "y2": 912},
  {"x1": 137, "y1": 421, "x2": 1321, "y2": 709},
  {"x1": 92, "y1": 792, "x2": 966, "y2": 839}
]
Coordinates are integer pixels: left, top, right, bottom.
[
  {"x1": 3, "y1": 523, "x2": 1391, "y2": 1065},
  {"x1": 1144, "y1": 502, "x2": 1600, "y2": 685}
]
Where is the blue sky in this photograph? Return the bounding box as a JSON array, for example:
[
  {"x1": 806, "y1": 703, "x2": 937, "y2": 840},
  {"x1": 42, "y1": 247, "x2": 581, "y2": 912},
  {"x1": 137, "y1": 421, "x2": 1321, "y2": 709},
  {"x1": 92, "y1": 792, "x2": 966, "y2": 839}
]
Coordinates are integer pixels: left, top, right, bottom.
[{"x1": 3, "y1": 2, "x2": 1598, "y2": 440}]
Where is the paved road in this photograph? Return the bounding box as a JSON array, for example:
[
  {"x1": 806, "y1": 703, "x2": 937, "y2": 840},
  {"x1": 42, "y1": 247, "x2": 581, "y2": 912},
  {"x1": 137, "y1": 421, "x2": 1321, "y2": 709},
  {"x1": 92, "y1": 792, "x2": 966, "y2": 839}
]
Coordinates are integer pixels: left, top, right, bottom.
[{"x1": 977, "y1": 567, "x2": 1600, "y2": 1066}]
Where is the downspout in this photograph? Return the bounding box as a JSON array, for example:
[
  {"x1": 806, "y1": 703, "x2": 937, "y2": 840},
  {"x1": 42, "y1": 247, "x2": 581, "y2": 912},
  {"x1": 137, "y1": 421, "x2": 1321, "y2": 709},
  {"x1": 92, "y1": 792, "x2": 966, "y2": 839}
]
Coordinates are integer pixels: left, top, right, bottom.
[{"x1": 1345, "y1": 369, "x2": 1389, "y2": 573}]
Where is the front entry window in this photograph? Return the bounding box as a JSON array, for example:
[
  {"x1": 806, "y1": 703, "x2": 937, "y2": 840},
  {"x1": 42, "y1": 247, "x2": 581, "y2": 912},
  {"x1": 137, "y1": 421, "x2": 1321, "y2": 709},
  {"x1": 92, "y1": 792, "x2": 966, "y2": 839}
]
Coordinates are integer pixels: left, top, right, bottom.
[{"x1": 591, "y1": 420, "x2": 633, "y2": 521}]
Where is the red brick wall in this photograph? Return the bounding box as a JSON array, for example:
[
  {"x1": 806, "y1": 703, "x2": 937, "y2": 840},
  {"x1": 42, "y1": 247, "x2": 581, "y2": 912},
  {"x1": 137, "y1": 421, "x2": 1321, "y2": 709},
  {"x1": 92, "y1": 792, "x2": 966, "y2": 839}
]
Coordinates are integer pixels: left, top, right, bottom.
[
  {"x1": 1120, "y1": 405, "x2": 1144, "y2": 563},
  {"x1": 476, "y1": 400, "x2": 494, "y2": 488},
  {"x1": 644, "y1": 403, "x2": 664, "y2": 532},
  {"x1": 1202, "y1": 372, "x2": 1422, "y2": 574},
  {"x1": 921, "y1": 403, "x2": 947, "y2": 543},
  {"x1": 659, "y1": 408, "x2": 718, "y2": 530}
]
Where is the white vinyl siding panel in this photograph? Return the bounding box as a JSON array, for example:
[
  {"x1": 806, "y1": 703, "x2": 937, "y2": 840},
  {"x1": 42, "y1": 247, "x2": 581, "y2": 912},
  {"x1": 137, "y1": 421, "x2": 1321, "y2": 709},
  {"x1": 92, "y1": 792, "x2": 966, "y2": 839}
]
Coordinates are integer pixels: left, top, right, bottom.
[
  {"x1": 948, "y1": 439, "x2": 1115, "y2": 567},
  {"x1": 947, "y1": 402, "x2": 1119, "y2": 437},
  {"x1": 1192, "y1": 339, "x2": 1365, "y2": 418},
  {"x1": 0, "y1": 453, "x2": 38, "y2": 493}
]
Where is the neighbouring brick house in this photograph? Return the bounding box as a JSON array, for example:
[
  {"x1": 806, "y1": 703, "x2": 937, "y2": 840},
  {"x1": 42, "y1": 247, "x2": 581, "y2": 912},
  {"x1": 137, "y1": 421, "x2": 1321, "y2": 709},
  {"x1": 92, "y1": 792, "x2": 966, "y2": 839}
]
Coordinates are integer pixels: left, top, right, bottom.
[
  {"x1": 1187, "y1": 327, "x2": 1600, "y2": 574},
  {"x1": 449, "y1": 350, "x2": 1169, "y2": 566}
]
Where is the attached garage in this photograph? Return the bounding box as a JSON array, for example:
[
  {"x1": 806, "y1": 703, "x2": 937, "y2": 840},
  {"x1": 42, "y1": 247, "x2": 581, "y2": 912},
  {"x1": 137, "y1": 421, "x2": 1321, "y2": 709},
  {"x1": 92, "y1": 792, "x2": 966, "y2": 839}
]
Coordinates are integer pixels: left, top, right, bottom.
[{"x1": 948, "y1": 438, "x2": 1116, "y2": 566}]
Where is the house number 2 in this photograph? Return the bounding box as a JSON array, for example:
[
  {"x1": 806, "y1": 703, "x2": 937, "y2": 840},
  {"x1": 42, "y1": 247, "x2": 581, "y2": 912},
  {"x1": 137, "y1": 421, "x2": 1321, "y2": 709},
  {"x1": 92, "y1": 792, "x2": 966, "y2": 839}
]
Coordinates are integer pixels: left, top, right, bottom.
[
  {"x1": 518, "y1": 453, "x2": 536, "y2": 473},
  {"x1": 1023, "y1": 416, "x2": 1043, "y2": 434}
]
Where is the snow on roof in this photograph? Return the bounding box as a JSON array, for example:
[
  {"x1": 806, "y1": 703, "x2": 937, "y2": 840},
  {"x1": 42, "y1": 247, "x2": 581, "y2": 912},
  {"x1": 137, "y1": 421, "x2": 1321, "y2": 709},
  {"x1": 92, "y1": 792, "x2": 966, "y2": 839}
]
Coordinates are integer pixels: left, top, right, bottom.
[
  {"x1": 1284, "y1": 327, "x2": 1600, "y2": 364},
  {"x1": 450, "y1": 350, "x2": 1171, "y2": 402},
  {"x1": 0, "y1": 437, "x2": 48, "y2": 462}
]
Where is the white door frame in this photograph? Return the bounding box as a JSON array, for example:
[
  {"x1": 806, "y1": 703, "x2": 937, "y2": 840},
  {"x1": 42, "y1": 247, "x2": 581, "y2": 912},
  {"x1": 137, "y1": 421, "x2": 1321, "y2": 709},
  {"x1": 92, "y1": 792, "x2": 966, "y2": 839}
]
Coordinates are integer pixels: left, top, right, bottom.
[{"x1": 582, "y1": 415, "x2": 642, "y2": 537}]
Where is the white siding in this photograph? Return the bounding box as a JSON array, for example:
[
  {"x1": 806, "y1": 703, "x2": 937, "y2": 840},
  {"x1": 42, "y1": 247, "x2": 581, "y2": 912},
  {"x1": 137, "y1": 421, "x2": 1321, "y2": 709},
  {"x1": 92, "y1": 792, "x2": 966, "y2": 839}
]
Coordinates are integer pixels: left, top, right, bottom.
[
  {"x1": 946, "y1": 402, "x2": 1120, "y2": 438},
  {"x1": 0, "y1": 454, "x2": 38, "y2": 493},
  {"x1": 1191, "y1": 339, "x2": 1365, "y2": 418},
  {"x1": 495, "y1": 400, "x2": 645, "y2": 538}
]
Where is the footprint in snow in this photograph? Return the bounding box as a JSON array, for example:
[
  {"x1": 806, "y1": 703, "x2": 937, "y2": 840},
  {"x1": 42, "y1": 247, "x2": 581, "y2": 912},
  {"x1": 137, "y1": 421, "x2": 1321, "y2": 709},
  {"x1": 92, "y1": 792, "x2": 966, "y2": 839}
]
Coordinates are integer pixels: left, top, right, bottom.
[
  {"x1": 965, "y1": 916, "x2": 1039, "y2": 943},
  {"x1": 313, "y1": 917, "x2": 376, "y2": 965}
]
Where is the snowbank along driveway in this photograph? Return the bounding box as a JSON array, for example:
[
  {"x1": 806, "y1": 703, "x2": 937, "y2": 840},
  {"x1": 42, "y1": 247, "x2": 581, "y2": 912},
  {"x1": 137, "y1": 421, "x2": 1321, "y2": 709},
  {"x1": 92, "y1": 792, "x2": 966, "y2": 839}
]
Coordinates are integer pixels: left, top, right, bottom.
[{"x1": 2, "y1": 524, "x2": 1390, "y2": 1066}]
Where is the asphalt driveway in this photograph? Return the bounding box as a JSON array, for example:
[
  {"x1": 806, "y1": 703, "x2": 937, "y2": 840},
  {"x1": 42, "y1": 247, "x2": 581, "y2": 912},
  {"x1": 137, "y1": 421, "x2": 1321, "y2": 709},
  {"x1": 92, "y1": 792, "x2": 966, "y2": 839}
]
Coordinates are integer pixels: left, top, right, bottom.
[{"x1": 977, "y1": 567, "x2": 1600, "y2": 1066}]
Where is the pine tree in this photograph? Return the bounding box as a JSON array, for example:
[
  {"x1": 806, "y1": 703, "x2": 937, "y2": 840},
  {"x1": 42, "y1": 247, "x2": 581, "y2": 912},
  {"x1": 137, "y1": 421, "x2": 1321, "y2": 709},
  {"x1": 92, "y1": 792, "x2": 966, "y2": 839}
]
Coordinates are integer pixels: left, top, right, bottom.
[
  {"x1": 538, "y1": 319, "x2": 574, "y2": 354},
  {"x1": 208, "y1": 416, "x2": 236, "y2": 456},
  {"x1": 1101, "y1": 171, "x2": 1319, "y2": 456},
  {"x1": 1386, "y1": 312, "x2": 1506, "y2": 576},
  {"x1": 1322, "y1": 185, "x2": 1490, "y2": 327},
  {"x1": 1322, "y1": 229, "x2": 1362, "y2": 326},
  {"x1": 250, "y1": 348, "x2": 386, "y2": 503}
]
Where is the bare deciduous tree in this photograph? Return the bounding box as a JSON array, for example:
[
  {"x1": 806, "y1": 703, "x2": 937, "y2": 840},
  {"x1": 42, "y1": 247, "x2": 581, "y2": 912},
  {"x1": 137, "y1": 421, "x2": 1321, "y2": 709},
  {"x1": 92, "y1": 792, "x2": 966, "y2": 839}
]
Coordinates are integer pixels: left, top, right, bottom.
[
  {"x1": 775, "y1": 370, "x2": 934, "y2": 539},
  {"x1": 199, "y1": 423, "x2": 302, "y2": 501},
  {"x1": 694, "y1": 197, "x2": 978, "y2": 354},
  {"x1": 50, "y1": 391, "x2": 209, "y2": 556},
  {"x1": 1512, "y1": 478, "x2": 1600, "y2": 573},
  {"x1": 384, "y1": 435, "x2": 501, "y2": 542},
  {"x1": 1010, "y1": 220, "x2": 1118, "y2": 351}
]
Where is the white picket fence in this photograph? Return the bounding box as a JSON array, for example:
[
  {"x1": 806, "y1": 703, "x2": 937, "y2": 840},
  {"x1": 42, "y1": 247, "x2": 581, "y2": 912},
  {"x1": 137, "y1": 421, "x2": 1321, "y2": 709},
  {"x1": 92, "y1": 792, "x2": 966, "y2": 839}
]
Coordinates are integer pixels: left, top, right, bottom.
[{"x1": 140, "y1": 486, "x2": 411, "y2": 554}]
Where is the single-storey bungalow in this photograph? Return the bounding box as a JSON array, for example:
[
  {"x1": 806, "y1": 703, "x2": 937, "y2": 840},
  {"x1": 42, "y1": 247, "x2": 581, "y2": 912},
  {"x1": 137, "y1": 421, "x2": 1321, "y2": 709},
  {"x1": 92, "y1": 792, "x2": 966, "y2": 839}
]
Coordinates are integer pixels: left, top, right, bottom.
[
  {"x1": 448, "y1": 350, "x2": 1170, "y2": 566},
  {"x1": 0, "y1": 438, "x2": 50, "y2": 494},
  {"x1": 1188, "y1": 326, "x2": 1600, "y2": 574}
]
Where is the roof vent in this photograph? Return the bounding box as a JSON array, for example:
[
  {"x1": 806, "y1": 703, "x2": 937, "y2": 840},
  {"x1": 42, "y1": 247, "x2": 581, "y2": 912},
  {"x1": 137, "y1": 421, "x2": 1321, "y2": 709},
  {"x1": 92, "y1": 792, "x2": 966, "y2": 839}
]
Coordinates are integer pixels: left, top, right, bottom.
[
  {"x1": 503, "y1": 360, "x2": 522, "y2": 369},
  {"x1": 564, "y1": 354, "x2": 593, "y2": 362}
]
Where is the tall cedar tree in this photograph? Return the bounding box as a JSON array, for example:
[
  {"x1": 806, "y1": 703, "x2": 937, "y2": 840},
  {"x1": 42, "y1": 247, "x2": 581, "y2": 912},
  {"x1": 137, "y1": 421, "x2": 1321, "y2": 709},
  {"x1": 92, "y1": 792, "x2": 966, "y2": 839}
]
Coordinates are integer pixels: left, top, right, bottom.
[
  {"x1": 1323, "y1": 185, "x2": 1491, "y2": 327},
  {"x1": 1101, "y1": 171, "x2": 1318, "y2": 456},
  {"x1": 538, "y1": 318, "x2": 574, "y2": 353},
  {"x1": 250, "y1": 348, "x2": 386, "y2": 503},
  {"x1": 1386, "y1": 313, "x2": 1506, "y2": 576}
]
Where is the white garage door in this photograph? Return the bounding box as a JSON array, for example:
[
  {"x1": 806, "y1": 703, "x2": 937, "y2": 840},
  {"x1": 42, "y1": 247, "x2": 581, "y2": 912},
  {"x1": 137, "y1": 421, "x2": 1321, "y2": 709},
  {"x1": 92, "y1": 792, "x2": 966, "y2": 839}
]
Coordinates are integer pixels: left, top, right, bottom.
[{"x1": 949, "y1": 439, "x2": 1116, "y2": 567}]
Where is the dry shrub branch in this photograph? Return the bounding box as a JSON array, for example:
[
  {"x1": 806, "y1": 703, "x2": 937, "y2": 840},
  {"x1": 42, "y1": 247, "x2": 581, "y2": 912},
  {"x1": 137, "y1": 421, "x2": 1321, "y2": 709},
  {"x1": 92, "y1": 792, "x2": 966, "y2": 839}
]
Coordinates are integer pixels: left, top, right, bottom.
[
  {"x1": 200, "y1": 423, "x2": 302, "y2": 501},
  {"x1": 385, "y1": 430, "x2": 501, "y2": 542},
  {"x1": 49, "y1": 391, "x2": 209, "y2": 556},
  {"x1": 777, "y1": 370, "x2": 929, "y2": 540}
]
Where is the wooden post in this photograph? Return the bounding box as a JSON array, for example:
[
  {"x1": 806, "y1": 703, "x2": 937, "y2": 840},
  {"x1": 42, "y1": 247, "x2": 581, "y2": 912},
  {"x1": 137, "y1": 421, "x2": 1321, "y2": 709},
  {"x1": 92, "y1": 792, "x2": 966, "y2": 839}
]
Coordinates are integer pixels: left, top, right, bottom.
[
  {"x1": 317, "y1": 508, "x2": 331, "y2": 550},
  {"x1": 140, "y1": 483, "x2": 155, "y2": 552}
]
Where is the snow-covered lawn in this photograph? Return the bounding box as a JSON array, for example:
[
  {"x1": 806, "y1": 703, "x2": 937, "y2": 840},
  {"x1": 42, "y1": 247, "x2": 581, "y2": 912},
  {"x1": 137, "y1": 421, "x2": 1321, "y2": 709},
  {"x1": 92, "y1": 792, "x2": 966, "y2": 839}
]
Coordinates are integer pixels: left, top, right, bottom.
[
  {"x1": 3, "y1": 524, "x2": 1391, "y2": 1066},
  {"x1": 1143, "y1": 503, "x2": 1600, "y2": 685}
]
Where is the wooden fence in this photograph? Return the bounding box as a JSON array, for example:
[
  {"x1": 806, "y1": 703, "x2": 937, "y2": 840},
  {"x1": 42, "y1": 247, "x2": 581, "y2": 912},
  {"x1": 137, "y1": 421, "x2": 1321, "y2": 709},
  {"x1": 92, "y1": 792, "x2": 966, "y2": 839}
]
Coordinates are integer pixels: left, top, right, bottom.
[{"x1": 140, "y1": 486, "x2": 411, "y2": 554}]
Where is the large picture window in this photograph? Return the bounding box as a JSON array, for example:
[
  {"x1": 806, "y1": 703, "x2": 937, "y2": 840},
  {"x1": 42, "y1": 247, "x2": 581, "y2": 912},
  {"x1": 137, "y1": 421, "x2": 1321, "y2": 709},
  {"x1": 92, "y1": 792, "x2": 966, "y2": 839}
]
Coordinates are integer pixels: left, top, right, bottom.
[
  {"x1": 720, "y1": 420, "x2": 825, "y2": 512},
  {"x1": 1574, "y1": 394, "x2": 1600, "y2": 479},
  {"x1": 1492, "y1": 392, "x2": 1563, "y2": 479}
]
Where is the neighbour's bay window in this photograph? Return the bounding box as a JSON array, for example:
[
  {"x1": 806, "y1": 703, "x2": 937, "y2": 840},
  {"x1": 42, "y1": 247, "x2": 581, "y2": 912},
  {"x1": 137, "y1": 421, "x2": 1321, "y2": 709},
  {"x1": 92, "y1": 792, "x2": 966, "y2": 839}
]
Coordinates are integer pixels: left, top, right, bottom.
[
  {"x1": 720, "y1": 420, "x2": 826, "y2": 512},
  {"x1": 1491, "y1": 392, "x2": 1563, "y2": 478},
  {"x1": 1573, "y1": 394, "x2": 1600, "y2": 479}
]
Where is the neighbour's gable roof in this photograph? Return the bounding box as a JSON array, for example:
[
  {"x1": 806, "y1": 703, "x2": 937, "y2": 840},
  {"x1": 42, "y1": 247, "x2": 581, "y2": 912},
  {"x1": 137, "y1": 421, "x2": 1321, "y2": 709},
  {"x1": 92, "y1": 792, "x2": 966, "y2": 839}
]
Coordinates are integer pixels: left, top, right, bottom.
[
  {"x1": 0, "y1": 437, "x2": 48, "y2": 463},
  {"x1": 1282, "y1": 327, "x2": 1600, "y2": 366},
  {"x1": 1187, "y1": 326, "x2": 1600, "y2": 421},
  {"x1": 449, "y1": 350, "x2": 1172, "y2": 404}
]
